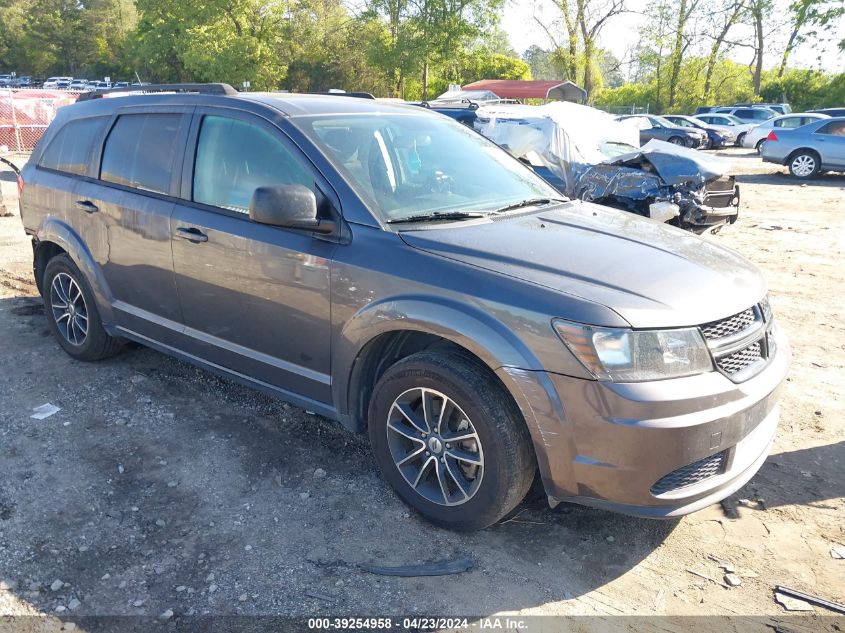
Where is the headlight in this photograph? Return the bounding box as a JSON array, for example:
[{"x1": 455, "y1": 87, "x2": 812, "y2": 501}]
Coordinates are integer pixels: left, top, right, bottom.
[{"x1": 553, "y1": 320, "x2": 714, "y2": 382}]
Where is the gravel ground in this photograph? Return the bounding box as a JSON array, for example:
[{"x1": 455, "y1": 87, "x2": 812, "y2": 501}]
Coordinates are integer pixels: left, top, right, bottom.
[{"x1": 0, "y1": 149, "x2": 843, "y2": 629}]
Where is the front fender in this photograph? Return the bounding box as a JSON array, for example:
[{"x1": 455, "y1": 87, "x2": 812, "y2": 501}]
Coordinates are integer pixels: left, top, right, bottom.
[
  {"x1": 334, "y1": 294, "x2": 574, "y2": 500},
  {"x1": 36, "y1": 216, "x2": 116, "y2": 327}
]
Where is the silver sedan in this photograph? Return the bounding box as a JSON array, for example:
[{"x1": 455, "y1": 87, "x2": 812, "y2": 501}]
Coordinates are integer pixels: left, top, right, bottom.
[{"x1": 742, "y1": 113, "x2": 829, "y2": 153}]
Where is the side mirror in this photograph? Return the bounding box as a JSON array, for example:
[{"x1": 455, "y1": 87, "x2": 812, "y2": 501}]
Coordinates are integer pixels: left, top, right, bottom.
[{"x1": 249, "y1": 184, "x2": 336, "y2": 234}]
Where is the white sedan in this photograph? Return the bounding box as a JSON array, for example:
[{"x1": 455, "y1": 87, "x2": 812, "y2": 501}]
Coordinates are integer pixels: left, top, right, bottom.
[{"x1": 742, "y1": 113, "x2": 830, "y2": 153}]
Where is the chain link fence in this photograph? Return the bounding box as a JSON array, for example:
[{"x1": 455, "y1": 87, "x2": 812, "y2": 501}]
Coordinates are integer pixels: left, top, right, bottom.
[
  {"x1": 1, "y1": 88, "x2": 81, "y2": 155},
  {"x1": 595, "y1": 105, "x2": 651, "y2": 115}
]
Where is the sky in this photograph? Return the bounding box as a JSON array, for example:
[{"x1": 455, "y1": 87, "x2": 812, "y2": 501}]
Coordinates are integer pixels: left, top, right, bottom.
[{"x1": 501, "y1": 0, "x2": 845, "y2": 75}]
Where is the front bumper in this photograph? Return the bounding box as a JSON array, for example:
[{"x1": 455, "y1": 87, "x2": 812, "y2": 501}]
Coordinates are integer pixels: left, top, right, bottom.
[{"x1": 504, "y1": 329, "x2": 789, "y2": 518}]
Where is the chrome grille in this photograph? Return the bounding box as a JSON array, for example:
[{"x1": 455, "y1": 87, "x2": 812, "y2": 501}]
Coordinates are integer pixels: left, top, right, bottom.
[
  {"x1": 651, "y1": 451, "x2": 727, "y2": 496},
  {"x1": 701, "y1": 308, "x2": 756, "y2": 341},
  {"x1": 716, "y1": 341, "x2": 763, "y2": 375}
]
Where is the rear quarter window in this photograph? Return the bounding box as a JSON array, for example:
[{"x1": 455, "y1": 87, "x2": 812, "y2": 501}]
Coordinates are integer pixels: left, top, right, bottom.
[
  {"x1": 100, "y1": 113, "x2": 182, "y2": 194},
  {"x1": 38, "y1": 116, "x2": 108, "y2": 175}
]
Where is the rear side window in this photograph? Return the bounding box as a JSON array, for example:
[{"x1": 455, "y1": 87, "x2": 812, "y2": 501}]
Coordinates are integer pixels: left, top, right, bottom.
[
  {"x1": 193, "y1": 115, "x2": 312, "y2": 213},
  {"x1": 817, "y1": 121, "x2": 845, "y2": 136},
  {"x1": 39, "y1": 117, "x2": 107, "y2": 175},
  {"x1": 100, "y1": 113, "x2": 182, "y2": 194}
]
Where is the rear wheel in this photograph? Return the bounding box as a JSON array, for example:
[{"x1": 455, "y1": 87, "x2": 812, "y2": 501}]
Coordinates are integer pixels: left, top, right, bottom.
[
  {"x1": 368, "y1": 350, "x2": 535, "y2": 530},
  {"x1": 43, "y1": 254, "x2": 121, "y2": 361},
  {"x1": 755, "y1": 139, "x2": 766, "y2": 154},
  {"x1": 668, "y1": 136, "x2": 685, "y2": 146},
  {"x1": 736, "y1": 132, "x2": 747, "y2": 146},
  {"x1": 788, "y1": 151, "x2": 820, "y2": 179}
]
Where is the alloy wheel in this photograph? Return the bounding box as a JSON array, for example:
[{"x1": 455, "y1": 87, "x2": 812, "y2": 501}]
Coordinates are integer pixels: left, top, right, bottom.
[
  {"x1": 791, "y1": 155, "x2": 816, "y2": 177},
  {"x1": 50, "y1": 272, "x2": 88, "y2": 346},
  {"x1": 386, "y1": 387, "x2": 484, "y2": 506}
]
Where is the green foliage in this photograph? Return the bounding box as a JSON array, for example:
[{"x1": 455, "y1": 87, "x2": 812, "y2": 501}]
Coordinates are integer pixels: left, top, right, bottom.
[{"x1": 761, "y1": 68, "x2": 845, "y2": 110}]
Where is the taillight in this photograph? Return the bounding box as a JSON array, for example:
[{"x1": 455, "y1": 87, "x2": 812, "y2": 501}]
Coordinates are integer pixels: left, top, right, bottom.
[{"x1": 767, "y1": 131, "x2": 779, "y2": 142}]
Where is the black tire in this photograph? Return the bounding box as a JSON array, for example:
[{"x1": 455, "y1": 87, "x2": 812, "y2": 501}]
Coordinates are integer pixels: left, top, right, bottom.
[
  {"x1": 368, "y1": 350, "x2": 535, "y2": 531},
  {"x1": 736, "y1": 132, "x2": 746, "y2": 146},
  {"x1": 755, "y1": 139, "x2": 766, "y2": 154},
  {"x1": 667, "y1": 136, "x2": 685, "y2": 146},
  {"x1": 787, "y1": 150, "x2": 821, "y2": 179},
  {"x1": 43, "y1": 254, "x2": 122, "y2": 361}
]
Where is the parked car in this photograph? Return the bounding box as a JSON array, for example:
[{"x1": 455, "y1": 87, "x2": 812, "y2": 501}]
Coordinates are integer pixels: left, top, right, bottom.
[
  {"x1": 733, "y1": 103, "x2": 792, "y2": 115},
  {"x1": 742, "y1": 113, "x2": 829, "y2": 153},
  {"x1": 113, "y1": 81, "x2": 130, "y2": 88},
  {"x1": 662, "y1": 114, "x2": 734, "y2": 148},
  {"x1": 19, "y1": 84, "x2": 788, "y2": 530},
  {"x1": 695, "y1": 106, "x2": 717, "y2": 114},
  {"x1": 56, "y1": 78, "x2": 73, "y2": 90},
  {"x1": 0, "y1": 74, "x2": 12, "y2": 87},
  {"x1": 810, "y1": 107, "x2": 845, "y2": 117},
  {"x1": 616, "y1": 114, "x2": 708, "y2": 148},
  {"x1": 69, "y1": 79, "x2": 90, "y2": 91},
  {"x1": 693, "y1": 113, "x2": 757, "y2": 145},
  {"x1": 761, "y1": 116, "x2": 845, "y2": 178},
  {"x1": 713, "y1": 106, "x2": 777, "y2": 123},
  {"x1": 89, "y1": 81, "x2": 112, "y2": 91},
  {"x1": 16, "y1": 75, "x2": 32, "y2": 87}
]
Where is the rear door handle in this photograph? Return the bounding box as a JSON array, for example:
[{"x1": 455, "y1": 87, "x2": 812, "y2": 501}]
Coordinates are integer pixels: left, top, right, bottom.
[
  {"x1": 75, "y1": 200, "x2": 98, "y2": 214},
  {"x1": 175, "y1": 227, "x2": 209, "y2": 243}
]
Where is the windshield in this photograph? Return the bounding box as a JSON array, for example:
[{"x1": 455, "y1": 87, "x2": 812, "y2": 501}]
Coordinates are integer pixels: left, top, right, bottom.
[{"x1": 297, "y1": 112, "x2": 560, "y2": 223}]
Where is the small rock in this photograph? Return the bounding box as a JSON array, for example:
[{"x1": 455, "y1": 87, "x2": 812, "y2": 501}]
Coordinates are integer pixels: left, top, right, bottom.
[
  {"x1": 131, "y1": 506, "x2": 139, "y2": 512},
  {"x1": 167, "y1": 481, "x2": 178, "y2": 488},
  {"x1": 101, "y1": 574, "x2": 110, "y2": 581},
  {"x1": 205, "y1": 573, "x2": 215, "y2": 582},
  {"x1": 313, "y1": 468, "x2": 326, "y2": 478},
  {"x1": 176, "y1": 585, "x2": 187, "y2": 592},
  {"x1": 0, "y1": 579, "x2": 17, "y2": 591},
  {"x1": 118, "y1": 581, "x2": 127, "y2": 589},
  {"x1": 160, "y1": 609, "x2": 174, "y2": 620},
  {"x1": 335, "y1": 580, "x2": 343, "y2": 587},
  {"x1": 63, "y1": 623, "x2": 77, "y2": 631},
  {"x1": 801, "y1": 470, "x2": 812, "y2": 478},
  {"x1": 50, "y1": 580, "x2": 64, "y2": 592},
  {"x1": 28, "y1": 581, "x2": 41, "y2": 592},
  {"x1": 115, "y1": 419, "x2": 126, "y2": 426},
  {"x1": 305, "y1": 410, "x2": 316, "y2": 415},
  {"x1": 238, "y1": 593, "x2": 248, "y2": 602},
  {"x1": 55, "y1": 605, "x2": 66, "y2": 613},
  {"x1": 724, "y1": 573, "x2": 742, "y2": 587},
  {"x1": 244, "y1": 545, "x2": 252, "y2": 551},
  {"x1": 68, "y1": 598, "x2": 81, "y2": 610},
  {"x1": 155, "y1": 519, "x2": 166, "y2": 527},
  {"x1": 299, "y1": 492, "x2": 310, "y2": 500},
  {"x1": 132, "y1": 599, "x2": 145, "y2": 607},
  {"x1": 208, "y1": 584, "x2": 218, "y2": 593},
  {"x1": 78, "y1": 545, "x2": 89, "y2": 553},
  {"x1": 814, "y1": 410, "x2": 822, "y2": 416},
  {"x1": 117, "y1": 464, "x2": 125, "y2": 474},
  {"x1": 605, "y1": 536, "x2": 615, "y2": 543}
]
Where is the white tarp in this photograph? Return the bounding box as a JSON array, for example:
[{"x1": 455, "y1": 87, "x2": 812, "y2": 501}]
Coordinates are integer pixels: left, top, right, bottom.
[{"x1": 474, "y1": 101, "x2": 640, "y2": 193}]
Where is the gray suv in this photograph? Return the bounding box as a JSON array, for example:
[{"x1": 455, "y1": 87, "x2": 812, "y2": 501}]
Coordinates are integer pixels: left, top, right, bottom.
[{"x1": 18, "y1": 84, "x2": 789, "y2": 530}]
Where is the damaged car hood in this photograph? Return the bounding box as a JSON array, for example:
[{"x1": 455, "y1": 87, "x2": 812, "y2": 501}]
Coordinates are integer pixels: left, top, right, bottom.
[
  {"x1": 399, "y1": 202, "x2": 764, "y2": 328},
  {"x1": 609, "y1": 139, "x2": 730, "y2": 186}
]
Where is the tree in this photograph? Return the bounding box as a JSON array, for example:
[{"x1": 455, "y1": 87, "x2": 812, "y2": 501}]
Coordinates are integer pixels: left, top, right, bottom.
[
  {"x1": 778, "y1": 0, "x2": 844, "y2": 76},
  {"x1": 702, "y1": 0, "x2": 745, "y2": 101}
]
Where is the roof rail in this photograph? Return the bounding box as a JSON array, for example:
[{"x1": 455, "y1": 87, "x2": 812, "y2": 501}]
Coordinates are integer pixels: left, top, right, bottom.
[
  {"x1": 313, "y1": 91, "x2": 376, "y2": 100},
  {"x1": 77, "y1": 83, "x2": 238, "y2": 102}
]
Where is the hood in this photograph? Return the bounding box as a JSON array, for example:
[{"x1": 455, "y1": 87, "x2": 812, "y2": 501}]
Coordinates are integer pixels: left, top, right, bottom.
[
  {"x1": 608, "y1": 139, "x2": 730, "y2": 186},
  {"x1": 399, "y1": 202, "x2": 765, "y2": 328}
]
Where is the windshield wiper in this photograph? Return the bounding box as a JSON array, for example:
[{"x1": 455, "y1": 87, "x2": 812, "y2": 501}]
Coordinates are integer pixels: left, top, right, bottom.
[
  {"x1": 386, "y1": 211, "x2": 485, "y2": 224},
  {"x1": 492, "y1": 197, "x2": 563, "y2": 214}
]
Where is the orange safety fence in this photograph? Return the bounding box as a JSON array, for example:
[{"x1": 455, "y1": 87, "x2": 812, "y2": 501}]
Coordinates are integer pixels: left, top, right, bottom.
[{"x1": 0, "y1": 89, "x2": 81, "y2": 153}]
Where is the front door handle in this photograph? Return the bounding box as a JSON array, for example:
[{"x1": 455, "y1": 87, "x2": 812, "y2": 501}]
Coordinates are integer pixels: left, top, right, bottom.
[
  {"x1": 75, "y1": 200, "x2": 98, "y2": 214},
  {"x1": 175, "y1": 227, "x2": 209, "y2": 243}
]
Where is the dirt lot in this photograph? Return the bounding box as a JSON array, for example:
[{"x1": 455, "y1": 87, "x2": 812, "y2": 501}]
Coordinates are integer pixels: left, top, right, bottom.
[{"x1": 0, "y1": 148, "x2": 843, "y2": 629}]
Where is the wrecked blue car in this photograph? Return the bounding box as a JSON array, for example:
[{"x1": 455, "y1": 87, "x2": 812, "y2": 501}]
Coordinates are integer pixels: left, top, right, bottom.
[{"x1": 472, "y1": 102, "x2": 740, "y2": 233}]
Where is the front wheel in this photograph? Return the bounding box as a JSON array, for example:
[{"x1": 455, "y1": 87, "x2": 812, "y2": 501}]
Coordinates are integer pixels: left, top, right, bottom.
[
  {"x1": 368, "y1": 350, "x2": 535, "y2": 530},
  {"x1": 668, "y1": 136, "x2": 685, "y2": 146},
  {"x1": 736, "y1": 132, "x2": 746, "y2": 146}
]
